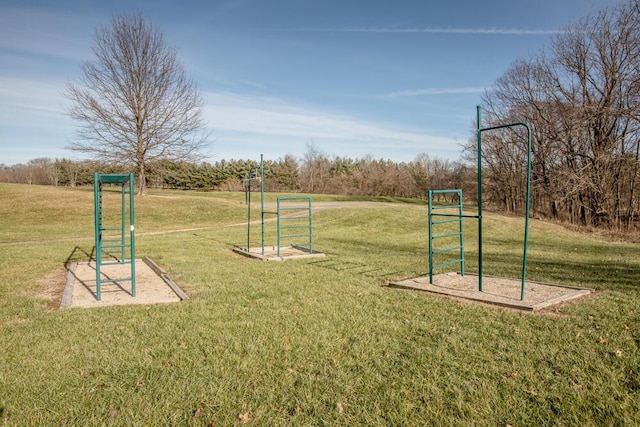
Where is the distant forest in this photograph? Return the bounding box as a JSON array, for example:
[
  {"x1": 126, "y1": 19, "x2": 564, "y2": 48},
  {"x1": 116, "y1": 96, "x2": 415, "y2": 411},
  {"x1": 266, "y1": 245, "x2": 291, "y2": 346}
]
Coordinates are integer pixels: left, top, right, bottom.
[{"x1": 0, "y1": 152, "x2": 475, "y2": 201}]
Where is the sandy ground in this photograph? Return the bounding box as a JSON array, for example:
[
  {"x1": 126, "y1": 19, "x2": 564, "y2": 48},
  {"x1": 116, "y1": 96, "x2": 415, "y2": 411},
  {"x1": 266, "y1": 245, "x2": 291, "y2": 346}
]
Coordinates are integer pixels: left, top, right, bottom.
[
  {"x1": 62, "y1": 258, "x2": 186, "y2": 308},
  {"x1": 232, "y1": 245, "x2": 327, "y2": 261},
  {"x1": 388, "y1": 272, "x2": 592, "y2": 311}
]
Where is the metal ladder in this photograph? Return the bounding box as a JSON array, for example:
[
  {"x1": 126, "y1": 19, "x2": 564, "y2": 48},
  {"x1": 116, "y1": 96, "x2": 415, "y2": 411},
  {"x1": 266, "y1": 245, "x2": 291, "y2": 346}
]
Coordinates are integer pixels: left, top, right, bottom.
[
  {"x1": 277, "y1": 196, "x2": 313, "y2": 257},
  {"x1": 428, "y1": 189, "x2": 465, "y2": 284},
  {"x1": 93, "y1": 173, "x2": 136, "y2": 301}
]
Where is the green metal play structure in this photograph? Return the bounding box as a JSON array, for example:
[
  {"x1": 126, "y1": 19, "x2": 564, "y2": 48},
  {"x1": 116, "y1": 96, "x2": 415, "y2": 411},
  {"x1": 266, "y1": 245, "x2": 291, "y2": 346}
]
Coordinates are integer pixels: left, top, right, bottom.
[
  {"x1": 427, "y1": 189, "x2": 465, "y2": 284},
  {"x1": 243, "y1": 154, "x2": 315, "y2": 257},
  {"x1": 93, "y1": 172, "x2": 136, "y2": 301},
  {"x1": 427, "y1": 106, "x2": 532, "y2": 300}
]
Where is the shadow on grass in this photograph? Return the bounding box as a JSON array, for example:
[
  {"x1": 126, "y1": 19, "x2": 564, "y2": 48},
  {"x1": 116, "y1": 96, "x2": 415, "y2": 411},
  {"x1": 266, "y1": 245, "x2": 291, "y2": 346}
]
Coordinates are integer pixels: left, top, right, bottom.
[
  {"x1": 64, "y1": 245, "x2": 94, "y2": 266},
  {"x1": 307, "y1": 258, "x2": 409, "y2": 280},
  {"x1": 473, "y1": 250, "x2": 640, "y2": 293}
]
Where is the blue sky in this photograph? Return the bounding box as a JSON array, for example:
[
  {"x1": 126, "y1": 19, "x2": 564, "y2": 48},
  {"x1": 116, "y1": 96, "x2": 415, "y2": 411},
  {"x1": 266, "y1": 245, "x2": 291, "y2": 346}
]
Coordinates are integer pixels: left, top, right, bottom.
[{"x1": 0, "y1": 0, "x2": 622, "y2": 166}]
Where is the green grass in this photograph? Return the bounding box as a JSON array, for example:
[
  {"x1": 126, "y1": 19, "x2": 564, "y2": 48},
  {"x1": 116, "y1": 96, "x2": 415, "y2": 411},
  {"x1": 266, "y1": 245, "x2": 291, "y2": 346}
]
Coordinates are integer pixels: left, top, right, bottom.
[{"x1": 0, "y1": 183, "x2": 638, "y2": 425}]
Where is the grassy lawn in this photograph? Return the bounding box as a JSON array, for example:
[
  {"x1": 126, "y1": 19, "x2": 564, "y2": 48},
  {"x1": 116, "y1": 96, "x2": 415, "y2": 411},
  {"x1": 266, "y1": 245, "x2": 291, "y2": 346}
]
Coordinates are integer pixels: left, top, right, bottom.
[{"x1": 0, "y1": 183, "x2": 638, "y2": 425}]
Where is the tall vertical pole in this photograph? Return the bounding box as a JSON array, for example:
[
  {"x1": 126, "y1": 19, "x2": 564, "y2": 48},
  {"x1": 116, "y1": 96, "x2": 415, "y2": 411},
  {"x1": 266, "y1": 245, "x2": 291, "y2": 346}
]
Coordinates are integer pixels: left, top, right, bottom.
[
  {"x1": 476, "y1": 106, "x2": 483, "y2": 292},
  {"x1": 120, "y1": 182, "x2": 126, "y2": 262},
  {"x1": 247, "y1": 173, "x2": 252, "y2": 251},
  {"x1": 260, "y1": 154, "x2": 265, "y2": 255},
  {"x1": 308, "y1": 197, "x2": 313, "y2": 254},
  {"x1": 93, "y1": 172, "x2": 102, "y2": 301},
  {"x1": 521, "y1": 128, "x2": 532, "y2": 300},
  {"x1": 129, "y1": 173, "x2": 136, "y2": 297},
  {"x1": 428, "y1": 190, "x2": 434, "y2": 284}
]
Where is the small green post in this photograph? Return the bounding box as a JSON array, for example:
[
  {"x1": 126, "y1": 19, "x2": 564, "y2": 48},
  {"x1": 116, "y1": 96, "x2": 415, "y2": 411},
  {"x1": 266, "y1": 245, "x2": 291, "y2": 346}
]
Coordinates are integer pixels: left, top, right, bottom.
[{"x1": 260, "y1": 154, "x2": 265, "y2": 256}]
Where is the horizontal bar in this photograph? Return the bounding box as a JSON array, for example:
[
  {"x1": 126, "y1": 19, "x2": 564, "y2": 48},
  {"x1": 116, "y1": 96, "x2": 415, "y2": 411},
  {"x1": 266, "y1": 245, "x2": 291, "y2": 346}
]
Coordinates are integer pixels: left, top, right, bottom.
[
  {"x1": 100, "y1": 260, "x2": 132, "y2": 266},
  {"x1": 99, "y1": 277, "x2": 133, "y2": 283},
  {"x1": 429, "y1": 189, "x2": 461, "y2": 195},
  {"x1": 432, "y1": 246, "x2": 462, "y2": 255},
  {"x1": 432, "y1": 218, "x2": 461, "y2": 225},
  {"x1": 431, "y1": 213, "x2": 479, "y2": 218},
  {"x1": 433, "y1": 259, "x2": 463, "y2": 270},
  {"x1": 430, "y1": 205, "x2": 462, "y2": 210},
  {"x1": 432, "y1": 232, "x2": 462, "y2": 239},
  {"x1": 280, "y1": 234, "x2": 311, "y2": 239},
  {"x1": 280, "y1": 215, "x2": 310, "y2": 220}
]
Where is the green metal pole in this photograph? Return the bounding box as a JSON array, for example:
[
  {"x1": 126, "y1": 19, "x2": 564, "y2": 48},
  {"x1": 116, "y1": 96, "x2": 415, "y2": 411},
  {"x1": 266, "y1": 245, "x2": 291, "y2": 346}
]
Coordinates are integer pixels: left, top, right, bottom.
[
  {"x1": 477, "y1": 108, "x2": 532, "y2": 301},
  {"x1": 277, "y1": 198, "x2": 281, "y2": 257},
  {"x1": 308, "y1": 197, "x2": 313, "y2": 254},
  {"x1": 458, "y1": 189, "x2": 465, "y2": 277},
  {"x1": 121, "y1": 182, "x2": 125, "y2": 262},
  {"x1": 476, "y1": 106, "x2": 483, "y2": 292},
  {"x1": 260, "y1": 154, "x2": 265, "y2": 255},
  {"x1": 521, "y1": 126, "x2": 532, "y2": 300},
  {"x1": 94, "y1": 172, "x2": 102, "y2": 301},
  {"x1": 129, "y1": 173, "x2": 136, "y2": 297},
  {"x1": 247, "y1": 173, "x2": 251, "y2": 251},
  {"x1": 428, "y1": 190, "x2": 434, "y2": 284}
]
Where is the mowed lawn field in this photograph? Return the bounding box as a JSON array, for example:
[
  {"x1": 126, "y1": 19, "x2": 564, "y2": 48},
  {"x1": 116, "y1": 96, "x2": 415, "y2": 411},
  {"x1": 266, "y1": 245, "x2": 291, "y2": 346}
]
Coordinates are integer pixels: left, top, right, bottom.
[{"x1": 0, "y1": 183, "x2": 638, "y2": 426}]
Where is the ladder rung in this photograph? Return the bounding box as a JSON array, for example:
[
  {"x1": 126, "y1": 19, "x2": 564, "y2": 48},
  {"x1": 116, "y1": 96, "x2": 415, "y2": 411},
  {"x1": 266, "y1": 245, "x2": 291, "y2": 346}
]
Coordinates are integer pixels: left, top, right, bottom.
[
  {"x1": 432, "y1": 246, "x2": 462, "y2": 255},
  {"x1": 431, "y1": 205, "x2": 462, "y2": 210},
  {"x1": 280, "y1": 234, "x2": 311, "y2": 239},
  {"x1": 432, "y1": 218, "x2": 461, "y2": 225},
  {"x1": 100, "y1": 260, "x2": 133, "y2": 266},
  {"x1": 432, "y1": 259, "x2": 463, "y2": 270},
  {"x1": 99, "y1": 277, "x2": 133, "y2": 283},
  {"x1": 432, "y1": 232, "x2": 462, "y2": 239}
]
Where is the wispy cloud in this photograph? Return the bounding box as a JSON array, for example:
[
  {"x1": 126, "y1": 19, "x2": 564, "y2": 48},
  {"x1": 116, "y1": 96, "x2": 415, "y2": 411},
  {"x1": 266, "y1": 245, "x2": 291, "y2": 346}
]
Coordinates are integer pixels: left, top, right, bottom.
[
  {"x1": 285, "y1": 26, "x2": 563, "y2": 36},
  {"x1": 202, "y1": 91, "x2": 460, "y2": 160},
  {"x1": 0, "y1": 77, "x2": 70, "y2": 127},
  {"x1": 383, "y1": 87, "x2": 487, "y2": 98},
  {"x1": 0, "y1": 6, "x2": 93, "y2": 62}
]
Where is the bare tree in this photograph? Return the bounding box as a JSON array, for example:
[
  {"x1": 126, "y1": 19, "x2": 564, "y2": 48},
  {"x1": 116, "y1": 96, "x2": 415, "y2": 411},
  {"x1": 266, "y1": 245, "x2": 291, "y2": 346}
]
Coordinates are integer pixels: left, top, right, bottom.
[
  {"x1": 471, "y1": 0, "x2": 640, "y2": 229},
  {"x1": 65, "y1": 11, "x2": 209, "y2": 194}
]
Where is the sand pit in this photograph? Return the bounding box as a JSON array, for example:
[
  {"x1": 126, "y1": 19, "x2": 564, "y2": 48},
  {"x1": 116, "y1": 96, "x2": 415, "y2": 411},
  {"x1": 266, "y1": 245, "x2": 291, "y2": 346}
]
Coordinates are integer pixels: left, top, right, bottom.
[
  {"x1": 388, "y1": 272, "x2": 592, "y2": 311},
  {"x1": 61, "y1": 257, "x2": 188, "y2": 308},
  {"x1": 233, "y1": 245, "x2": 326, "y2": 261}
]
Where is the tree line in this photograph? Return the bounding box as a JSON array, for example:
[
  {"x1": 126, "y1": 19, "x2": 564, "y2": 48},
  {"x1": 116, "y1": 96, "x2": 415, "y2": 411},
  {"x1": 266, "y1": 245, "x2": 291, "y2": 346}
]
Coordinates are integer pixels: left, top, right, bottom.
[{"x1": 0, "y1": 153, "x2": 474, "y2": 201}]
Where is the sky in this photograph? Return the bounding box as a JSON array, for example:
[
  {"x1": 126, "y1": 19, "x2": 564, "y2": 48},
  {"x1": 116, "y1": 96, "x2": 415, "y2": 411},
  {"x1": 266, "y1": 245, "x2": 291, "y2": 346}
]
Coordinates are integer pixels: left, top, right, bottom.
[{"x1": 0, "y1": 0, "x2": 624, "y2": 166}]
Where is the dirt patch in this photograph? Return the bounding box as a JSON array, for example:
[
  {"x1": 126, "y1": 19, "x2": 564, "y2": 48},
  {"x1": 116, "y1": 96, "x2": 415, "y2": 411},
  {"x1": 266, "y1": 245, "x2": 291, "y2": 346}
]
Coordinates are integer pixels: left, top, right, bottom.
[
  {"x1": 233, "y1": 245, "x2": 327, "y2": 261},
  {"x1": 62, "y1": 258, "x2": 187, "y2": 308},
  {"x1": 36, "y1": 268, "x2": 68, "y2": 310},
  {"x1": 388, "y1": 272, "x2": 592, "y2": 311}
]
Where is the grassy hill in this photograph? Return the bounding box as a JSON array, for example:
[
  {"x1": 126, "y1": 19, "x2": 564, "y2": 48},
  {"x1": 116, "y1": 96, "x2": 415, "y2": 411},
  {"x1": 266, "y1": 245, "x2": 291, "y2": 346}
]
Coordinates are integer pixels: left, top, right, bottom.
[{"x1": 0, "y1": 183, "x2": 638, "y2": 425}]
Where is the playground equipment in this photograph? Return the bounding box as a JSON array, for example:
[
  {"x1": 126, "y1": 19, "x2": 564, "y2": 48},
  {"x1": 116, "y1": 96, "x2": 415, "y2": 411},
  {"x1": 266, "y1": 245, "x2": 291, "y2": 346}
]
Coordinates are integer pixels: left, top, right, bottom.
[
  {"x1": 93, "y1": 172, "x2": 136, "y2": 301},
  {"x1": 427, "y1": 106, "x2": 532, "y2": 300},
  {"x1": 235, "y1": 154, "x2": 322, "y2": 260},
  {"x1": 427, "y1": 189, "x2": 465, "y2": 284}
]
